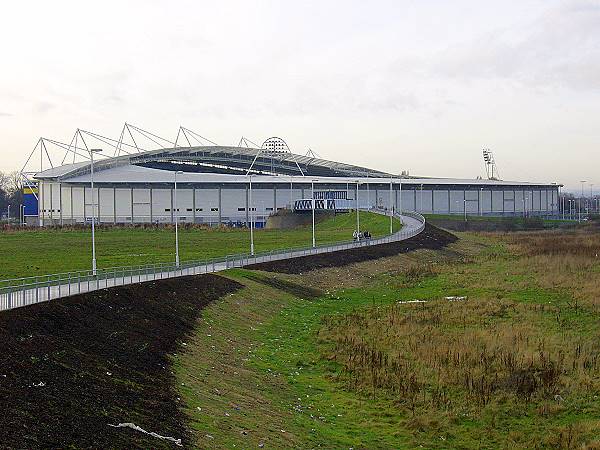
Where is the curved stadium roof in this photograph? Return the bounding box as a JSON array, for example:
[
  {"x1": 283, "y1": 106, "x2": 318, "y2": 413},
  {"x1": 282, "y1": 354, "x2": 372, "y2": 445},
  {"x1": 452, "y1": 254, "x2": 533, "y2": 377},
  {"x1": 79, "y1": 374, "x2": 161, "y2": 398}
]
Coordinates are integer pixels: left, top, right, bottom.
[{"x1": 35, "y1": 145, "x2": 393, "y2": 181}]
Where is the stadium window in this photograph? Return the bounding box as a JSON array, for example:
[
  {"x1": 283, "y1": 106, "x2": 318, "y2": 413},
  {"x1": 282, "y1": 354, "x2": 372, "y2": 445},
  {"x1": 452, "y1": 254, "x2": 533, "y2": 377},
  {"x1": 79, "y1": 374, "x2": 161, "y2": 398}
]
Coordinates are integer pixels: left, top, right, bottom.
[
  {"x1": 165, "y1": 208, "x2": 170, "y2": 212},
  {"x1": 238, "y1": 207, "x2": 246, "y2": 211},
  {"x1": 195, "y1": 208, "x2": 203, "y2": 211},
  {"x1": 266, "y1": 207, "x2": 273, "y2": 211},
  {"x1": 186, "y1": 208, "x2": 192, "y2": 212},
  {"x1": 211, "y1": 207, "x2": 219, "y2": 212}
]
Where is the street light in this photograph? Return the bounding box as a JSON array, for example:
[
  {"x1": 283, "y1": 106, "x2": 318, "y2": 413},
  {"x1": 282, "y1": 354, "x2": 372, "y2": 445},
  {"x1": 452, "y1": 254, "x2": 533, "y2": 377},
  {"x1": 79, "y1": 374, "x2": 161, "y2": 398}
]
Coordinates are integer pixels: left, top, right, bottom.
[
  {"x1": 89, "y1": 148, "x2": 103, "y2": 276},
  {"x1": 249, "y1": 174, "x2": 254, "y2": 255},
  {"x1": 580, "y1": 180, "x2": 587, "y2": 222},
  {"x1": 479, "y1": 188, "x2": 484, "y2": 216},
  {"x1": 398, "y1": 177, "x2": 403, "y2": 226},
  {"x1": 569, "y1": 199, "x2": 574, "y2": 220},
  {"x1": 290, "y1": 175, "x2": 294, "y2": 210},
  {"x1": 389, "y1": 177, "x2": 394, "y2": 235},
  {"x1": 311, "y1": 179, "x2": 318, "y2": 248},
  {"x1": 174, "y1": 170, "x2": 184, "y2": 267},
  {"x1": 366, "y1": 171, "x2": 370, "y2": 209},
  {"x1": 355, "y1": 180, "x2": 360, "y2": 239}
]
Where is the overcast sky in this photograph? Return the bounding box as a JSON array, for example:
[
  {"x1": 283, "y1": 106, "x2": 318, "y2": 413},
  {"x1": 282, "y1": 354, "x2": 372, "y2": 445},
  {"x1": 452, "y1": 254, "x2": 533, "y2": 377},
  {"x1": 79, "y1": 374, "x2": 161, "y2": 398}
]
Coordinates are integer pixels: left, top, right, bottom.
[{"x1": 1, "y1": 0, "x2": 599, "y2": 192}]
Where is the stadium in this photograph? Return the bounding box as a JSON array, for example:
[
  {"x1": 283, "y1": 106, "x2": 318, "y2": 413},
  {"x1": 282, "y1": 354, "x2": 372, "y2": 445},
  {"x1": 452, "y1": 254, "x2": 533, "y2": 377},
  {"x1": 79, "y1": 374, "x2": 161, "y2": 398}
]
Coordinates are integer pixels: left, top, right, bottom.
[{"x1": 21, "y1": 125, "x2": 561, "y2": 227}]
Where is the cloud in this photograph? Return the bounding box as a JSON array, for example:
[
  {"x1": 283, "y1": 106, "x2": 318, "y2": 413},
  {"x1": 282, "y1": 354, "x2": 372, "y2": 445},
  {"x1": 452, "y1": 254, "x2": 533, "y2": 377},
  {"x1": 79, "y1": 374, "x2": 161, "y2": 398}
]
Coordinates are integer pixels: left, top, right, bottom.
[
  {"x1": 34, "y1": 101, "x2": 56, "y2": 114},
  {"x1": 390, "y1": 1, "x2": 600, "y2": 92}
]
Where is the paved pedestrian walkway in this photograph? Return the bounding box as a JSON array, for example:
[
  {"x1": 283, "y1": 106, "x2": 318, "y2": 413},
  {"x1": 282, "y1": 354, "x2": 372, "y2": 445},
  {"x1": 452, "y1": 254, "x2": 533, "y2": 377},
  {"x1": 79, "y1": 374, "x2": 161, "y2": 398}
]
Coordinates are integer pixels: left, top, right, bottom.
[{"x1": 1, "y1": 212, "x2": 424, "y2": 312}]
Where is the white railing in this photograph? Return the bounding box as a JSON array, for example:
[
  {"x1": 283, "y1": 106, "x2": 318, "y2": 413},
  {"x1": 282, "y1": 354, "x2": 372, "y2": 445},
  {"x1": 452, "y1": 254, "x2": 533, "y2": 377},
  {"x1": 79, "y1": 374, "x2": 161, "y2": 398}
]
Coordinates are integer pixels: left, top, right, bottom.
[{"x1": 0, "y1": 210, "x2": 425, "y2": 312}]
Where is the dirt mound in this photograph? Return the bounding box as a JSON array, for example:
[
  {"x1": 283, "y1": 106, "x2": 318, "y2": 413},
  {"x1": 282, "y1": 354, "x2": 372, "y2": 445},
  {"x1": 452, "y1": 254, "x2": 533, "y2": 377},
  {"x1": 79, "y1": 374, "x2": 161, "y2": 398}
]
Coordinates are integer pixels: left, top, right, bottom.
[
  {"x1": 247, "y1": 223, "x2": 457, "y2": 274},
  {"x1": 0, "y1": 274, "x2": 242, "y2": 449}
]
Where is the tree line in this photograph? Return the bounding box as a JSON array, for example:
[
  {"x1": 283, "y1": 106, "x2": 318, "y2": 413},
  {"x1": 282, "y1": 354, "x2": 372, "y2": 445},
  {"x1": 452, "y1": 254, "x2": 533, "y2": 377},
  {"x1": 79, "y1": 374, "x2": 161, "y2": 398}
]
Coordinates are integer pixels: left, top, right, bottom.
[{"x1": 0, "y1": 171, "x2": 24, "y2": 219}]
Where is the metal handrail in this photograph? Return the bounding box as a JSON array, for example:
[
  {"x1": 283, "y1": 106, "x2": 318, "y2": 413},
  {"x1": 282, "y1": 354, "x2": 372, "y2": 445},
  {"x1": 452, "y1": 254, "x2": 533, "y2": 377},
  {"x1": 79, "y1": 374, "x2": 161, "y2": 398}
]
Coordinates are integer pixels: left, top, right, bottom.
[{"x1": 0, "y1": 210, "x2": 425, "y2": 312}]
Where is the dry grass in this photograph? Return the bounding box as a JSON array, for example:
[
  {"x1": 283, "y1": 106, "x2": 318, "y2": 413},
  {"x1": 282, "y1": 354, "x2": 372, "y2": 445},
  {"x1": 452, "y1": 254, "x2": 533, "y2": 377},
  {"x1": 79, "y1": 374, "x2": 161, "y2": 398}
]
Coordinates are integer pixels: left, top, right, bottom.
[
  {"x1": 316, "y1": 229, "x2": 600, "y2": 448},
  {"x1": 321, "y1": 298, "x2": 600, "y2": 408},
  {"x1": 504, "y1": 229, "x2": 600, "y2": 311}
]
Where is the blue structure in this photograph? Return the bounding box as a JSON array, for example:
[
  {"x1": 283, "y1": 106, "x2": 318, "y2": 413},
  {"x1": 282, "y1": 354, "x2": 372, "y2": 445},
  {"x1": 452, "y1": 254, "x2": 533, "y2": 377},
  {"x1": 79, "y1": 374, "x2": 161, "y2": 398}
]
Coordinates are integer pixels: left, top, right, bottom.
[{"x1": 23, "y1": 186, "x2": 38, "y2": 217}]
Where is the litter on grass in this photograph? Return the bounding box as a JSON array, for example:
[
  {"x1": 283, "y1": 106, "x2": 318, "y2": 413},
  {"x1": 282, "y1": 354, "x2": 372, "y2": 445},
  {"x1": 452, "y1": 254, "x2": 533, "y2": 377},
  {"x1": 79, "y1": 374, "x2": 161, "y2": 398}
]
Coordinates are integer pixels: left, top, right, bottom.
[
  {"x1": 108, "y1": 422, "x2": 182, "y2": 447},
  {"x1": 397, "y1": 296, "x2": 467, "y2": 304}
]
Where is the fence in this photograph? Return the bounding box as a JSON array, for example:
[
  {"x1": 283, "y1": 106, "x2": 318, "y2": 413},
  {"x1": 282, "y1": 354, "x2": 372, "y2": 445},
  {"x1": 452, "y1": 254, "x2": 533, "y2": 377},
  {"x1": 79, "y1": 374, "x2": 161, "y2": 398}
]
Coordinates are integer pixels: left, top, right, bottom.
[{"x1": 0, "y1": 210, "x2": 425, "y2": 312}]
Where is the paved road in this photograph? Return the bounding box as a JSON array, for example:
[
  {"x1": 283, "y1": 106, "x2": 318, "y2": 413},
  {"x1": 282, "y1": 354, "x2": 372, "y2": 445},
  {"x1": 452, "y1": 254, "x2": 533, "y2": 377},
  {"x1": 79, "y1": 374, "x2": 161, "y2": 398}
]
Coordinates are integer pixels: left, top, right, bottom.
[{"x1": 1, "y1": 212, "x2": 424, "y2": 312}]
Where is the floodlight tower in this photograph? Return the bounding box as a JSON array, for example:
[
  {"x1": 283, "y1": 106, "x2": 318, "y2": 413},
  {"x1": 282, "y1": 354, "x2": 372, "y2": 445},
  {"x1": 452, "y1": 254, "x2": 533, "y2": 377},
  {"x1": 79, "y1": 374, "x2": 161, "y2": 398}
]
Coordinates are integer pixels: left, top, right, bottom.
[{"x1": 482, "y1": 149, "x2": 500, "y2": 180}]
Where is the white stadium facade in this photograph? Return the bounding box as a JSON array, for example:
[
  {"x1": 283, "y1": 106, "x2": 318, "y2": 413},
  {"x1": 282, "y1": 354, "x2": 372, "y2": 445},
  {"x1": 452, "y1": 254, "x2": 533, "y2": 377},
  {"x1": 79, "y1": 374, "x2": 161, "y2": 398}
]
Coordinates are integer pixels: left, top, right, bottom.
[{"x1": 22, "y1": 127, "x2": 561, "y2": 227}]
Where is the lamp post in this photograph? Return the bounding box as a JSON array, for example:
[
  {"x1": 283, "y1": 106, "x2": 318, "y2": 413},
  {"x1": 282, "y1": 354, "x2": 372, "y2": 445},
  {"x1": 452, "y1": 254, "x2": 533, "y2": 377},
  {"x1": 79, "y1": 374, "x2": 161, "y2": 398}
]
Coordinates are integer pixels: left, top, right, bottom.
[
  {"x1": 389, "y1": 177, "x2": 393, "y2": 235},
  {"x1": 463, "y1": 199, "x2": 467, "y2": 222},
  {"x1": 290, "y1": 175, "x2": 294, "y2": 210},
  {"x1": 479, "y1": 188, "x2": 484, "y2": 216},
  {"x1": 580, "y1": 180, "x2": 586, "y2": 222},
  {"x1": 174, "y1": 170, "x2": 183, "y2": 267},
  {"x1": 89, "y1": 148, "x2": 102, "y2": 276},
  {"x1": 398, "y1": 177, "x2": 403, "y2": 225},
  {"x1": 366, "y1": 172, "x2": 370, "y2": 209},
  {"x1": 20, "y1": 204, "x2": 23, "y2": 226},
  {"x1": 249, "y1": 174, "x2": 254, "y2": 255},
  {"x1": 571, "y1": 199, "x2": 574, "y2": 220},
  {"x1": 311, "y1": 179, "x2": 317, "y2": 248},
  {"x1": 355, "y1": 180, "x2": 360, "y2": 238},
  {"x1": 7, "y1": 204, "x2": 9, "y2": 222}
]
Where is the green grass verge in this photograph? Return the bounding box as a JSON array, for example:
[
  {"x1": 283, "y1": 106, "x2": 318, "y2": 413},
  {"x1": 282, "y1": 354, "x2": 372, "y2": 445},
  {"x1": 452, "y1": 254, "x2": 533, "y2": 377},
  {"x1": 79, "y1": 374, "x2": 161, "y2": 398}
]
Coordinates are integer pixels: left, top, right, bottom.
[
  {"x1": 0, "y1": 211, "x2": 400, "y2": 279},
  {"x1": 175, "y1": 234, "x2": 600, "y2": 448}
]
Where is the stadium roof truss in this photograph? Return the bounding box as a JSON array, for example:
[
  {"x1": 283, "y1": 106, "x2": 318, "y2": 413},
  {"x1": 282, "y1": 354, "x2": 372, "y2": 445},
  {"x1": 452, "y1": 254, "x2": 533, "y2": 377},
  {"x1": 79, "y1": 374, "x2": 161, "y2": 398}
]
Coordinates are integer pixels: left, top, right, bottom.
[{"x1": 28, "y1": 124, "x2": 392, "y2": 183}]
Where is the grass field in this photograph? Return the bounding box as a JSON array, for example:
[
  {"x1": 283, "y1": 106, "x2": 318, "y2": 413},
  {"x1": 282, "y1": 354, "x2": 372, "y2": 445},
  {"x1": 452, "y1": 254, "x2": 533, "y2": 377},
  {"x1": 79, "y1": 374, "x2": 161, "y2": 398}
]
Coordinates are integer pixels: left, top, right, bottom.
[
  {"x1": 175, "y1": 228, "x2": 600, "y2": 448},
  {"x1": 0, "y1": 211, "x2": 400, "y2": 279}
]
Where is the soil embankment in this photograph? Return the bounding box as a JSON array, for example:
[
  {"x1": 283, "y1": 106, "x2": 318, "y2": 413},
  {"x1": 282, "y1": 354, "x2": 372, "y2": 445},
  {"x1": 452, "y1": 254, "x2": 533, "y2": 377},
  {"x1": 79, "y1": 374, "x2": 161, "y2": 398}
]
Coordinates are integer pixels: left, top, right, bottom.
[
  {"x1": 0, "y1": 274, "x2": 242, "y2": 449},
  {"x1": 248, "y1": 223, "x2": 457, "y2": 274},
  {"x1": 0, "y1": 223, "x2": 454, "y2": 448}
]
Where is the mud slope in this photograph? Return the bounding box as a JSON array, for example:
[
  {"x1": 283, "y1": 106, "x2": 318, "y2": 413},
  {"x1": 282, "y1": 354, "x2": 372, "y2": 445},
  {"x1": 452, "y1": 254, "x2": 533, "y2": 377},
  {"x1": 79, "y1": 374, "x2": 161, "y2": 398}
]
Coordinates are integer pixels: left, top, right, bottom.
[
  {"x1": 248, "y1": 223, "x2": 457, "y2": 274},
  {"x1": 0, "y1": 274, "x2": 241, "y2": 449}
]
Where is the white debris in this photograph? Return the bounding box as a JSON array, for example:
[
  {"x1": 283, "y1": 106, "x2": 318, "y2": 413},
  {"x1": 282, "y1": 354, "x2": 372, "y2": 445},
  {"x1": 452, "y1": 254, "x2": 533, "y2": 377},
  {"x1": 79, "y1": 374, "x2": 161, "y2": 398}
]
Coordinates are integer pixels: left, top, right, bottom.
[
  {"x1": 397, "y1": 300, "x2": 427, "y2": 304},
  {"x1": 108, "y1": 422, "x2": 182, "y2": 447},
  {"x1": 445, "y1": 296, "x2": 467, "y2": 301}
]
